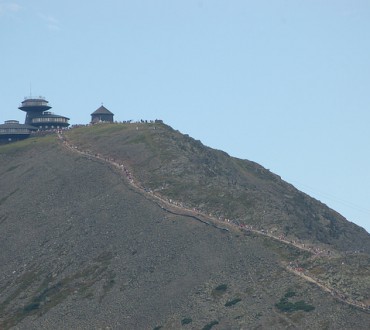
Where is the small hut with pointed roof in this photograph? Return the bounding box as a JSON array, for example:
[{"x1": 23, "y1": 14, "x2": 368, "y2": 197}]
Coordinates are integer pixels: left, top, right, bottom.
[{"x1": 91, "y1": 105, "x2": 114, "y2": 124}]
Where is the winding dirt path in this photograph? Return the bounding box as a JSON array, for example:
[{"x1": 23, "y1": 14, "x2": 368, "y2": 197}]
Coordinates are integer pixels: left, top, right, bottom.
[
  {"x1": 57, "y1": 133, "x2": 232, "y2": 233},
  {"x1": 57, "y1": 132, "x2": 370, "y2": 313}
]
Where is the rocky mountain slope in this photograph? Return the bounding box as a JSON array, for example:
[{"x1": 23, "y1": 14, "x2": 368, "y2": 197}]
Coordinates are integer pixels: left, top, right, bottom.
[
  {"x1": 67, "y1": 123, "x2": 370, "y2": 251},
  {"x1": 0, "y1": 123, "x2": 369, "y2": 329}
]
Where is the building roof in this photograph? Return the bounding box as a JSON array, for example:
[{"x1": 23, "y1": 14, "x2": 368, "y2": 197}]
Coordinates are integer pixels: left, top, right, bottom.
[
  {"x1": 0, "y1": 120, "x2": 37, "y2": 130},
  {"x1": 39, "y1": 112, "x2": 70, "y2": 120},
  {"x1": 19, "y1": 97, "x2": 51, "y2": 111},
  {"x1": 91, "y1": 105, "x2": 114, "y2": 116}
]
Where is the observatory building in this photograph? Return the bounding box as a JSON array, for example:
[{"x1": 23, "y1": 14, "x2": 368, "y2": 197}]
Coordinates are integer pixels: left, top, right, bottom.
[
  {"x1": 91, "y1": 105, "x2": 114, "y2": 124},
  {"x1": 1, "y1": 95, "x2": 70, "y2": 143},
  {"x1": 19, "y1": 96, "x2": 70, "y2": 130}
]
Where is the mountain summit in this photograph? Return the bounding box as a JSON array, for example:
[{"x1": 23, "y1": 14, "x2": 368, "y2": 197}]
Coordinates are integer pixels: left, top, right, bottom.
[{"x1": 0, "y1": 122, "x2": 369, "y2": 329}]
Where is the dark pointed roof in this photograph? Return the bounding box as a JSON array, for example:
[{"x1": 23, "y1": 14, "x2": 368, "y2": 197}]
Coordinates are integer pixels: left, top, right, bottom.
[{"x1": 91, "y1": 105, "x2": 114, "y2": 116}]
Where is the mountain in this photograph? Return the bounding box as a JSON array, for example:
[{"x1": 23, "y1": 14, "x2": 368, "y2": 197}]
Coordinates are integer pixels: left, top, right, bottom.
[{"x1": 0, "y1": 122, "x2": 369, "y2": 329}]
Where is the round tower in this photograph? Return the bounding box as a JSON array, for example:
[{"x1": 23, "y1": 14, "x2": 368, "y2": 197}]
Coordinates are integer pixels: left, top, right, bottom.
[
  {"x1": 18, "y1": 96, "x2": 70, "y2": 130},
  {"x1": 19, "y1": 96, "x2": 51, "y2": 125}
]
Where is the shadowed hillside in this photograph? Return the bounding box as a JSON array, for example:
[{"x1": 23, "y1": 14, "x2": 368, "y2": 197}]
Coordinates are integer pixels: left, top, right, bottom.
[{"x1": 0, "y1": 123, "x2": 369, "y2": 329}]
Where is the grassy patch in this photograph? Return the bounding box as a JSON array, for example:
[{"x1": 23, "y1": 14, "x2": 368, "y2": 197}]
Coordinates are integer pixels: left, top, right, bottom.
[
  {"x1": 181, "y1": 317, "x2": 192, "y2": 325},
  {"x1": 275, "y1": 290, "x2": 315, "y2": 313},
  {"x1": 1, "y1": 251, "x2": 115, "y2": 328},
  {"x1": 202, "y1": 320, "x2": 219, "y2": 330},
  {"x1": 225, "y1": 298, "x2": 242, "y2": 307},
  {"x1": 23, "y1": 302, "x2": 40, "y2": 313},
  {"x1": 215, "y1": 284, "x2": 227, "y2": 292},
  {"x1": 262, "y1": 237, "x2": 311, "y2": 262},
  {"x1": 0, "y1": 189, "x2": 19, "y2": 206},
  {"x1": 0, "y1": 270, "x2": 40, "y2": 315},
  {"x1": 0, "y1": 135, "x2": 58, "y2": 157},
  {"x1": 99, "y1": 270, "x2": 116, "y2": 303},
  {"x1": 284, "y1": 289, "x2": 296, "y2": 298},
  {"x1": 0, "y1": 138, "x2": 36, "y2": 154},
  {"x1": 212, "y1": 284, "x2": 227, "y2": 298},
  {"x1": 6, "y1": 164, "x2": 20, "y2": 172}
]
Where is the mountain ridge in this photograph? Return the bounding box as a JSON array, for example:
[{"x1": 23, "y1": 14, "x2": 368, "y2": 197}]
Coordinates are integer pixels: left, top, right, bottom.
[
  {"x1": 62, "y1": 123, "x2": 370, "y2": 309},
  {"x1": 0, "y1": 122, "x2": 369, "y2": 329},
  {"x1": 65, "y1": 123, "x2": 369, "y2": 249}
]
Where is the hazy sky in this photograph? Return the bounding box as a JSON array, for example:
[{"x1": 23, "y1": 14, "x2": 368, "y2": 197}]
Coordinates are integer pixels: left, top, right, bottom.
[{"x1": 1, "y1": 1, "x2": 369, "y2": 233}]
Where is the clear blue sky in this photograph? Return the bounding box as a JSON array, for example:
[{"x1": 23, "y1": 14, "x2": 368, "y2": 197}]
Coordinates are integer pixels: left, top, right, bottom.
[{"x1": 1, "y1": 0, "x2": 369, "y2": 233}]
